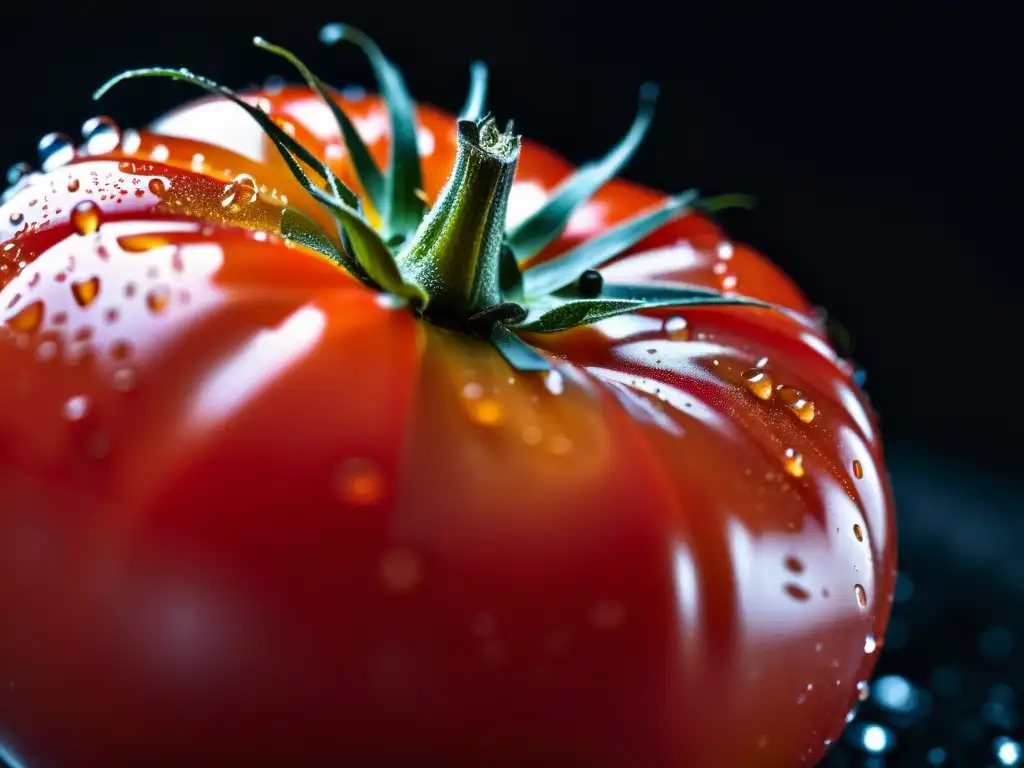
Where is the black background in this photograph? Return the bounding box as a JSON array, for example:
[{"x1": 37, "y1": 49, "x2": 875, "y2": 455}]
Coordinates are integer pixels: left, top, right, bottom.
[{"x1": 2, "y1": 4, "x2": 1021, "y2": 766}]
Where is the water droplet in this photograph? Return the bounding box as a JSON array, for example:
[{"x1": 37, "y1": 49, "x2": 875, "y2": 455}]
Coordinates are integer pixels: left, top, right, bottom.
[
  {"x1": 461, "y1": 382, "x2": 503, "y2": 426},
  {"x1": 741, "y1": 367, "x2": 773, "y2": 399},
  {"x1": 663, "y1": 315, "x2": 690, "y2": 340},
  {"x1": 38, "y1": 132, "x2": 75, "y2": 172},
  {"x1": 545, "y1": 369, "x2": 565, "y2": 395},
  {"x1": 121, "y1": 129, "x2": 142, "y2": 155},
  {"x1": 777, "y1": 386, "x2": 816, "y2": 423},
  {"x1": 147, "y1": 178, "x2": 167, "y2": 197},
  {"x1": 191, "y1": 153, "x2": 206, "y2": 172},
  {"x1": 589, "y1": 600, "x2": 626, "y2": 630},
  {"x1": 855, "y1": 583, "x2": 868, "y2": 608},
  {"x1": 35, "y1": 340, "x2": 57, "y2": 362},
  {"x1": 8, "y1": 211, "x2": 24, "y2": 226},
  {"x1": 151, "y1": 145, "x2": 170, "y2": 162},
  {"x1": 379, "y1": 548, "x2": 422, "y2": 592},
  {"x1": 864, "y1": 633, "x2": 877, "y2": 653},
  {"x1": 853, "y1": 523, "x2": 864, "y2": 542},
  {"x1": 146, "y1": 286, "x2": 171, "y2": 314},
  {"x1": 220, "y1": 173, "x2": 258, "y2": 208},
  {"x1": 783, "y1": 448, "x2": 805, "y2": 478},
  {"x1": 110, "y1": 340, "x2": 132, "y2": 360},
  {"x1": 334, "y1": 458, "x2": 386, "y2": 506},
  {"x1": 112, "y1": 368, "x2": 136, "y2": 392},
  {"x1": 66, "y1": 177, "x2": 81, "y2": 192},
  {"x1": 70, "y1": 200, "x2": 101, "y2": 236},
  {"x1": 785, "y1": 584, "x2": 811, "y2": 601},
  {"x1": 63, "y1": 394, "x2": 89, "y2": 421},
  {"x1": 70, "y1": 276, "x2": 101, "y2": 308},
  {"x1": 7, "y1": 300, "x2": 43, "y2": 332},
  {"x1": 6, "y1": 162, "x2": 32, "y2": 186},
  {"x1": 784, "y1": 555, "x2": 804, "y2": 573},
  {"x1": 853, "y1": 459, "x2": 863, "y2": 479},
  {"x1": 721, "y1": 275, "x2": 738, "y2": 291},
  {"x1": 81, "y1": 116, "x2": 121, "y2": 155}
]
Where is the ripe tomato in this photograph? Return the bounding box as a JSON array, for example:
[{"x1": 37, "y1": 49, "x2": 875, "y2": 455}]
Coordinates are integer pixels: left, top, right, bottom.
[{"x1": 0, "y1": 30, "x2": 894, "y2": 767}]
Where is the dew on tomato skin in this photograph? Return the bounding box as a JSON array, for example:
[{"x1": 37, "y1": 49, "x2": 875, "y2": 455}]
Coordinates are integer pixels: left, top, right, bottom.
[
  {"x1": 853, "y1": 459, "x2": 864, "y2": 479},
  {"x1": 783, "y1": 448, "x2": 805, "y2": 478},
  {"x1": 777, "y1": 385, "x2": 817, "y2": 423},
  {"x1": 147, "y1": 178, "x2": 167, "y2": 197},
  {"x1": 784, "y1": 584, "x2": 812, "y2": 601},
  {"x1": 38, "y1": 132, "x2": 76, "y2": 172},
  {"x1": 112, "y1": 368, "x2": 137, "y2": 392},
  {"x1": 589, "y1": 601, "x2": 626, "y2": 630},
  {"x1": 146, "y1": 286, "x2": 171, "y2": 314},
  {"x1": 853, "y1": 523, "x2": 864, "y2": 542},
  {"x1": 721, "y1": 274, "x2": 738, "y2": 292},
  {"x1": 81, "y1": 115, "x2": 121, "y2": 156},
  {"x1": 784, "y1": 555, "x2": 805, "y2": 573},
  {"x1": 864, "y1": 633, "x2": 877, "y2": 653},
  {"x1": 6, "y1": 299, "x2": 44, "y2": 332},
  {"x1": 334, "y1": 458, "x2": 386, "y2": 506},
  {"x1": 8, "y1": 211, "x2": 24, "y2": 226},
  {"x1": 662, "y1": 315, "x2": 690, "y2": 340},
  {"x1": 70, "y1": 276, "x2": 101, "y2": 308},
  {"x1": 110, "y1": 339, "x2": 133, "y2": 360},
  {"x1": 35, "y1": 339, "x2": 58, "y2": 362},
  {"x1": 70, "y1": 199, "x2": 101, "y2": 236},
  {"x1": 63, "y1": 394, "x2": 89, "y2": 421},
  {"x1": 379, "y1": 548, "x2": 422, "y2": 593},
  {"x1": 855, "y1": 583, "x2": 868, "y2": 608},
  {"x1": 220, "y1": 173, "x2": 258, "y2": 209},
  {"x1": 741, "y1": 367, "x2": 773, "y2": 400},
  {"x1": 104, "y1": 308, "x2": 119, "y2": 324},
  {"x1": 544, "y1": 369, "x2": 565, "y2": 395}
]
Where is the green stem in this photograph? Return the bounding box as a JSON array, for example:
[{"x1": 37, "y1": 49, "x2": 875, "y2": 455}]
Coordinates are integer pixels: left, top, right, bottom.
[{"x1": 398, "y1": 116, "x2": 520, "y2": 326}]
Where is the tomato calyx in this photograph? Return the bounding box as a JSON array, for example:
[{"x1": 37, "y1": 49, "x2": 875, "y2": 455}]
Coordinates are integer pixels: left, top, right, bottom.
[{"x1": 93, "y1": 26, "x2": 799, "y2": 372}]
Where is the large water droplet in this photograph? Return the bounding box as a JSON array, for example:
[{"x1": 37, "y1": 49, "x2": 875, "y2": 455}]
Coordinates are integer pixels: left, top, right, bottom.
[
  {"x1": 379, "y1": 548, "x2": 422, "y2": 593},
  {"x1": 220, "y1": 173, "x2": 258, "y2": 209},
  {"x1": 38, "y1": 132, "x2": 76, "y2": 172},
  {"x1": 783, "y1": 448, "x2": 805, "y2": 478},
  {"x1": 7, "y1": 300, "x2": 44, "y2": 332},
  {"x1": 148, "y1": 178, "x2": 167, "y2": 197},
  {"x1": 70, "y1": 200, "x2": 101, "y2": 236},
  {"x1": 71, "y1": 276, "x2": 101, "y2": 308},
  {"x1": 855, "y1": 583, "x2": 868, "y2": 608},
  {"x1": 777, "y1": 386, "x2": 817, "y2": 423},
  {"x1": 81, "y1": 116, "x2": 121, "y2": 156},
  {"x1": 333, "y1": 458, "x2": 386, "y2": 506},
  {"x1": 741, "y1": 367, "x2": 773, "y2": 400},
  {"x1": 663, "y1": 315, "x2": 690, "y2": 340}
]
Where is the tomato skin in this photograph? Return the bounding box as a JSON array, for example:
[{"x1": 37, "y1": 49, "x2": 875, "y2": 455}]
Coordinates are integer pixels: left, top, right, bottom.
[{"x1": 0, "y1": 86, "x2": 895, "y2": 767}]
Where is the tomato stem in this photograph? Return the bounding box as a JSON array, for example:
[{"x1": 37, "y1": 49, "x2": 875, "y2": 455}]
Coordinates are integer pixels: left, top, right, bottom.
[{"x1": 398, "y1": 116, "x2": 520, "y2": 327}]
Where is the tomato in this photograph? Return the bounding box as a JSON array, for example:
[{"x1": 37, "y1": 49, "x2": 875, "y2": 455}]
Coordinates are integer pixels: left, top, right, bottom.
[{"x1": 0, "y1": 29, "x2": 894, "y2": 767}]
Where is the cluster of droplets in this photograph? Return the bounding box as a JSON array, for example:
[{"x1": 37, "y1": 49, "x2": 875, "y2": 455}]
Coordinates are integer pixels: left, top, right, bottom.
[{"x1": 711, "y1": 241, "x2": 739, "y2": 293}]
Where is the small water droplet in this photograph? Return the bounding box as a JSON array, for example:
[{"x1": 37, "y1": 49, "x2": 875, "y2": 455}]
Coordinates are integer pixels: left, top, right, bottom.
[
  {"x1": 853, "y1": 523, "x2": 864, "y2": 542},
  {"x1": 110, "y1": 340, "x2": 132, "y2": 360},
  {"x1": 70, "y1": 276, "x2": 101, "y2": 308},
  {"x1": 221, "y1": 173, "x2": 258, "y2": 208},
  {"x1": 784, "y1": 555, "x2": 805, "y2": 573},
  {"x1": 146, "y1": 286, "x2": 171, "y2": 314},
  {"x1": 81, "y1": 116, "x2": 121, "y2": 155},
  {"x1": 783, "y1": 448, "x2": 805, "y2": 478},
  {"x1": 785, "y1": 584, "x2": 811, "y2": 601},
  {"x1": 66, "y1": 177, "x2": 81, "y2": 193},
  {"x1": 379, "y1": 548, "x2": 422, "y2": 592},
  {"x1": 778, "y1": 386, "x2": 816, "y2": 423},
  {"x1": 70, "y1": 200, "x2": 101, "y2": 235},
  {"x1": 461, "y1": 382, "x2": 503, "y2": 426},
  {"x1": 8, "y1": 211, "x2": 24, "y2": 227},
  {"x1": 6, "y1": 300, "x2": 44, "y2": 332},
  {"x1": 334, "y1": 458, "x2": 386, "y2": 506},
  {"x1": 663, "y1": 315, "x2": 690, "y2": 340},
  {"x1": 741, "y1": 367, "x2": 773, "y2": 399},
  {"x1": 855, "y1": 583, "x2": 868, "y2": 608},
  {"x1": 38, "y1": 132, "x2": 75, "y2": 172},
  {"x1": 112, "y1": 368, "x2": 136, "y2": 392},
  {"x1": 589, "y1": 600, "x2": 626, "y2": 630},
  {"x1": 853, "y1": 459, "x2": 864, "y2": 479},
  {"x1": 35, "y1": 340, "x2": 57, "y2": 361},
  {"x1": 864, "y1": 633, "x2": 877, "y2": 653},
  {"x1": 545, "y1": 369, "x2": 565, "y2": 395},
  {"x1": 63, "y1": 394, "x2": 89, "y2": 421}
]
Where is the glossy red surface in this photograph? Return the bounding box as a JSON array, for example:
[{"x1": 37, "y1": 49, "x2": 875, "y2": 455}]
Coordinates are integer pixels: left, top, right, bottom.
[{"x1": 0, "y1": 85, "x2": 895, "y2": 766}]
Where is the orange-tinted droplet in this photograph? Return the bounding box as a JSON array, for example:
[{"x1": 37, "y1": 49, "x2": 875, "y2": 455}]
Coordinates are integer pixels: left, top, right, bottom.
[
  {"x1": 146, "y1": 286, "x2": 170, "y2": 314},
  {"x1": 148, "y1": 178, "x2": 167, "y2": 197},
  {"x1": 221, "y1": 173, "x2": 258, "y2": 209},
  {"x1": 70, "y1": 276, "x2": 101, "y2": 307},
  {"x1": 778, "y1": 386, "x2": 816, "y2": 423},
  {"x1": 461, "y1": 382, "x2": 503, "y2": 427},
  {"x1": 110, "y1": 340, "x2": 133, "y2": 360},
  {"x1": 70, "y1": 199, "x2": 101, "y2": 235},
  {"x1": 854, "y1": 584, "x2": 867, "y2": 608},
  {"x1": 785, "y1": 584, "x2": 811, "y2": 601},
  {"x1": 853, "y1": 523, "x2": 864, "y2": 542},
  {"x1": 853, "y1": 459, "x2": 863, "y2": 479},
  {"x1": 67, "y1": 177, "x2": 80, "y2": 192},
  {"x1": 663, "y1": 315, "x2": 690, "y2": 340},
  {"x1": 783, "y1": 447, "x2": 805, "y2": 478},
  {"x1": 784, "y1": 555, "x2": 805, "y2": 573},
  {"x1": 7, "y1": 300, "x2": 43, "y2": 332},
  {"x1": 334, "y1": 458, "x2": 386, "y2": 506},
  {"x1": 741, "y1": 367, "x2": 773, "y2": 400}
]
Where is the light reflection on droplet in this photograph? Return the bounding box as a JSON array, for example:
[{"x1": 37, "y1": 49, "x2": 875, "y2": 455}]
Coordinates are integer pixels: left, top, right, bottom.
[
  {"x1": 859, "y1": 723, "x2": 895, "y2": 754},
  {"x1": 63, "y1": 395, "x2": 89, "y2": 421},
  {"x1": 994, "y1": 736, "x2": 1021, "y2": 766},
  {"x1": 864, "y1": 633, "x2": 877, "y2": 653}
]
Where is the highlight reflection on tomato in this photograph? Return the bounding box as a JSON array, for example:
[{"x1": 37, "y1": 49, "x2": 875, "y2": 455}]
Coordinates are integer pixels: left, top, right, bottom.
[{"x1": 0, "y1": 24, "x2": 895, "y2": 767}]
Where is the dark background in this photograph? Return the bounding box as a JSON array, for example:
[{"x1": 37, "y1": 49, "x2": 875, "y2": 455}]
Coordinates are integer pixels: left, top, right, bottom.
[{"x1": 2, "y1": 4, "x2": 1020, "y2": 766}]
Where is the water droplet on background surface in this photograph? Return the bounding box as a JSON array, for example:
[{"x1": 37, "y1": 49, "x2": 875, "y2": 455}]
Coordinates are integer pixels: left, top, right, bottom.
[
  {"x1": 81, "y1": 116, "x2": 121, "y2": 156},
  {"x1": 38, "y1": 132, "x2": 75, "y2": 172}
]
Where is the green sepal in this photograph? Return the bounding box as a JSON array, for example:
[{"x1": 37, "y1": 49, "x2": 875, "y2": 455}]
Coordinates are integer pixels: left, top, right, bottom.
[
  {"x1": 515, "y1": 284, "x2": 774, "y2": 333},
  {"x1": 280, "y1": 206, "x2": 369, "y2": 281},
  {"x1": 460, "y1": 61, "x2": 488, "y2": 121},
  {"x1": 490, "y1": 324, "x2": 552, "y2": 371},
  {"x1": 521, "y1": 189, "x2": 698, "y2": 297},
  {"x1": 499, "y1": 245, "x2": 524, "y2": 301},
  {"x1": 93, "y1": 67, "x2": 359, "y2": 209},
  {"x1": 506, "y1": 82, "x2": 659, "y2": 264},
  {"x1": 321, "y1": 24, "x2": 425, "y2": 239},
  {"x1": 253, "y1": 37, "x2": 386, "y2": 215}
]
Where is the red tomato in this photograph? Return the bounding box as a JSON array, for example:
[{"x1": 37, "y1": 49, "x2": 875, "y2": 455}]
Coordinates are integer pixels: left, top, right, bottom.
[{"x1": 0, "y1": 42, "x2": 894, "y2": 767}]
